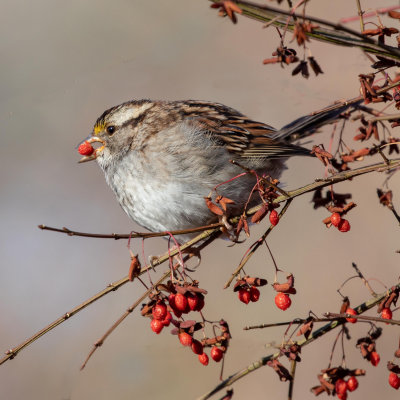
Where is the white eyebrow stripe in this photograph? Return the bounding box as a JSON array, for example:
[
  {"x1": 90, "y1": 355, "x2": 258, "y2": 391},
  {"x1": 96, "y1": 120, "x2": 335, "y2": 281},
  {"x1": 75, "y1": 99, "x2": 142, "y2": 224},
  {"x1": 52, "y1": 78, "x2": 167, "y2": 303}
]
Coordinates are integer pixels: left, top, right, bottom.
[{"x1": 110, "y1": 103, "x2": 153, "y2": 126}]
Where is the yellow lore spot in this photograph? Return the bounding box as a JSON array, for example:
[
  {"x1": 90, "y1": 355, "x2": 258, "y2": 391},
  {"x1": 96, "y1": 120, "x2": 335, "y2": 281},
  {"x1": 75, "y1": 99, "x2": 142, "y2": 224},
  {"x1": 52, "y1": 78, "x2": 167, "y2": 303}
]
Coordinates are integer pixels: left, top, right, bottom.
[{"x1": 93, "y1": 123, "x2": 105, "y2": 136}]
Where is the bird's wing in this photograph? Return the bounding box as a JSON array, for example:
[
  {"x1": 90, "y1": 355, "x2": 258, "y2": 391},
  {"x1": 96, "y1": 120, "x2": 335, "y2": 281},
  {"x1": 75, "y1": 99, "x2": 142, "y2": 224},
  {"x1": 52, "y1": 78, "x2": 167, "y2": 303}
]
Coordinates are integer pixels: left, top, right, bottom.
[{"x1": 182, "y1": 101, "x2": 310, "y2": 159}]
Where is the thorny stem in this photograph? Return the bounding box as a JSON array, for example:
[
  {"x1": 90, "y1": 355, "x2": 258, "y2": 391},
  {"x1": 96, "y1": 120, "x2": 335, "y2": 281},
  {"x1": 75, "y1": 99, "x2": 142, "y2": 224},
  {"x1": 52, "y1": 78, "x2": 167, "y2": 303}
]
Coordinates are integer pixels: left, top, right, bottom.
[{"x1": 197, "y1": 284, "x2": 400, "y2": 400}]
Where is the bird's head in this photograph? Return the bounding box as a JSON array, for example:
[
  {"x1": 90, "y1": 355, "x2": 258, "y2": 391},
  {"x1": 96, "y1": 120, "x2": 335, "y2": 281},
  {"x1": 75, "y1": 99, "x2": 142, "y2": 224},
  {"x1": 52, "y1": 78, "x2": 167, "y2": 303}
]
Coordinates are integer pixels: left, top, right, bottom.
[{"x1": 78, "y1": 100, "x2": 155, "y2": 164}]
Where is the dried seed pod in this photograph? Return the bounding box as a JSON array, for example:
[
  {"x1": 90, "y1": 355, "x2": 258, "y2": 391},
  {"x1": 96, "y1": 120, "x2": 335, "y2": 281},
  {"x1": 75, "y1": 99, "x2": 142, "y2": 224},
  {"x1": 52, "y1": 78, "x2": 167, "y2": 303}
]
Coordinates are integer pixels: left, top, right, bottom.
[
  {"x1": 388, "y1": 362, "x2": 400, "y2": 374},
  {"x1": 216, "y1": 195, "x2": 235, "y2": 211},
  {"x1": 297, "y1": 318, "x2": 314, "y2": 339},
  {"x1": 267, "y1": 359, "x2": 293, "y2": 381},
  {"x1": 340, "y1": 297, "x2": 350, "y2": 314},
  {"x1": 251, "y1": 203, "x2": 269, "y2": 223},
  {"x1": 210, "y1": 1, "x2": 242, "y2": 24},
  {"x1": 204, "y1": 196, "x2": 224, "y2": 215},
  {"x1": 244, "y1": 276, "x2": 268, "y2": 287},
  {"x1": 128, "y1": 254, "x2": 141, "y2": 281},
  {"x1": 308, "y1": 56, "x2": 323, "y2": 75}
]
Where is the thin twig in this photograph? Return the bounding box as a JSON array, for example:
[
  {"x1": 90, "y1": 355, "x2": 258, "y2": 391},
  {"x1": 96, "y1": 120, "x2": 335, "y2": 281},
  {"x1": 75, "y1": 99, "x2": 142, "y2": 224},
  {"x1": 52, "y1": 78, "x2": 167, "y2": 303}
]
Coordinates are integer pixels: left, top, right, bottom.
[
  {"x1": 370, "y1": 113, "x2": 400, "y2": 123},
  {"x1": 351, "y1": 262, "x2": 377, "y2": 296},
  {"x1": 38, "y1": 223, "x2": 223, "y2": 239},
  {"x1": 355, "y1": 0, "x2": 365, "y2": 33},
  {"x1": 340, "y1": 6, "x2": 400, "y2": 24},
  {"x1": 288, "y1": 360, "x2": 297, "y2": 400},
  {"x1": 224, "y1": 199, "x2": 293, "y2": 289}
]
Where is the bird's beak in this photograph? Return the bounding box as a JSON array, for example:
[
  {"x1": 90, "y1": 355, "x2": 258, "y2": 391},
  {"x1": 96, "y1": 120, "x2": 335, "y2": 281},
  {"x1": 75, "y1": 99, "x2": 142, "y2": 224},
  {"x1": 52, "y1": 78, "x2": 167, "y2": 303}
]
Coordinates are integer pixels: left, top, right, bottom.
[{"x1": 78, "y1": 136, "x2": 106, "y2": 163}]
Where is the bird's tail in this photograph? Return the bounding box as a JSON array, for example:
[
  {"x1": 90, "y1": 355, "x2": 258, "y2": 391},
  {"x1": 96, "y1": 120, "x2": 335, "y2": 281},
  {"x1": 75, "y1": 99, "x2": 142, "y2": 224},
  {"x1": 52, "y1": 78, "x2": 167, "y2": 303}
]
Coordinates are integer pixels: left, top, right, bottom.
[{"x1": 272, "y1": 102, "x2": 361, "y2": 143}]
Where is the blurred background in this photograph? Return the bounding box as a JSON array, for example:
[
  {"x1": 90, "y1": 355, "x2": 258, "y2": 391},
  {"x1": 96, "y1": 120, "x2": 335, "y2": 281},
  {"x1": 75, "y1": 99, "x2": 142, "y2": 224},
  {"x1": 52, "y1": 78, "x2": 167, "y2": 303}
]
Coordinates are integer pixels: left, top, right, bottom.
[{"x1": 1, "y1": 0, "x2": 399, "y2": 399}]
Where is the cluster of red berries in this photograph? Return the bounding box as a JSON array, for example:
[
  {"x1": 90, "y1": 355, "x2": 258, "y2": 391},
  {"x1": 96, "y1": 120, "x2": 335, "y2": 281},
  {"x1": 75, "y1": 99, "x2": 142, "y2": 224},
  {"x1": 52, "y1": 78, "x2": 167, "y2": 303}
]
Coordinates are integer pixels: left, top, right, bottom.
[
  {"x1": 168, "y1": 291, "x2": 205, "y2": 318},
  {"x1": 150, "y1": 302, "x2": 172, "y2": 334},
  {"x1": 177, "y1": 319, "x2": 230, "y2": 367},
  {"x1": 238, "y1": 286, "x2": 260, "y2": 304},
  {"x1": 330, "y1": 212, "x2": 351, "y2": 233},
  {"x1": 148, "y1": 286, "x2": 205, "y2": 335},
  {"x1": 234, "y1": 276, "x2": 267, "y2": 305},
  {"x1": 335, "y1": 376, "x2": 359, "y2": 399},
  {"x1": 146, "y1": 283, "x2": 229, "y2": 366},
  {"x1": 78, "y1": 141, "x2": 94, "y2": 156},
  {"x1": 178, "y1": 332, "x2": 225, "y2": 366}
]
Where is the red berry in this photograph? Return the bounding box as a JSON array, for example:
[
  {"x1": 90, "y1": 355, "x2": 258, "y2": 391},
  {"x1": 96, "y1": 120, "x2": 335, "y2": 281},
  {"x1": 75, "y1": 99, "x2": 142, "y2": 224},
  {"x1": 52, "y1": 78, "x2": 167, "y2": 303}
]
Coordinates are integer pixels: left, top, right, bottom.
[
  {"x1": 178, "y1": 332, "x2": 193, "y2": 347},
  {"x1": 381, "y1": 308, "x2": 393, "y2": 320},
  {"x1": 345, "y1": 308, "x2": 357, "y2": 323},
  {"x1": 337, "y1": 392, "x2": 347, "y2": 400},
  {"x1": 172, "y1": 308, "x2": 182, "y2": 318},
  {"x1": 370, "y1": 351, "x2": 380, "y2": 366},
  {"x1": 389, "y1": 372, "x2": 400, "y2": 389},
  {"x1": 238, "y1": 288, "x2": 250, "y2": 304},
  {"x1": 150, "y1": 318, "x2": 163, "y2": 334},
  {"x1": 210, "y1": 346, "x2": 224, "y2": 362},
  {"x1": 338, "y1": 219, "x2": 351, "y2": 232},
  {"x1": 152, "y1": 303, "x2": 167, "y2": 321},
  {"x1": 249, "y1": 286, "x2": 260, "y2": 302},
  {"x1": 174, "y1": 293, "x2": 189, "y2": 312},
  {"x1": 162, "y1": 311, "x2": 172, "y2": 327},
  {"x1": 191, "y1": 339, "x2": 203, "y2": 355},
  {"x1": 198, "y1": 352, "x2": 209, "y2": 366},
  {"x1": 269, "y1": 209, "x2": 279, "y2": 226},
  {"x1": 347, "y1": 376, "x2": 358, "y2": 392},
  {"x1": 275, "y1": 293, "x2": 291, "y2": 310},
  {"x1": 194, "y1": 293, "x2": 205, "y2": 312},
  {"x1": 168, "y1": 294, "x2": 182, "y2": 317},
  {"x1": 187, "y1": 293, "x2": 199, "y2": 311},
  {"x1": 330, "y1": 212, "x2": 342, "y2": 227},
  {"x1": 168, "y1": 293, "x2": 176, "y2": 308},
  {"x1": 335, "y1": 379, "x2": 348, "y2": 395},
  {"x1": 78, "y1": 141, "x2": 94, "y2": 156}
]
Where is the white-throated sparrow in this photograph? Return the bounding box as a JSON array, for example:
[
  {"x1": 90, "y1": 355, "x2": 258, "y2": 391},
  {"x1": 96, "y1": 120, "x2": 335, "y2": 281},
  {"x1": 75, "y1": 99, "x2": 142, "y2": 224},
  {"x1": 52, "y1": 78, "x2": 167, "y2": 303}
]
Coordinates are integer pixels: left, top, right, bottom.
[{"x1": 79, "y1": 100, "x2": 343, "y2": 240}]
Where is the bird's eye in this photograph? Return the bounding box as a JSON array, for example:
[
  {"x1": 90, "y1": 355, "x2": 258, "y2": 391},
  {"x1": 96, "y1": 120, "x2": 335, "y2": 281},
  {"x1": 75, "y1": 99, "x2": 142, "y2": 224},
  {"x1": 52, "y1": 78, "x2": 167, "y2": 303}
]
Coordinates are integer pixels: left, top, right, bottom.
[{"x1": 106, "y1": 125, "x2": 116, "y2": 135}]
